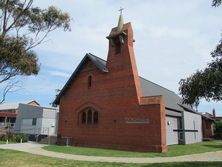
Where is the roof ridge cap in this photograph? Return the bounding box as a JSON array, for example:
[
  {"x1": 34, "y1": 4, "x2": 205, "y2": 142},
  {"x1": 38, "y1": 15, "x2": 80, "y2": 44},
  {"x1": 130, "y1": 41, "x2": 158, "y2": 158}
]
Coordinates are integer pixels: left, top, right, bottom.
[{"x1": 87, "y1": 53, "x2": 107, "y2": 63}]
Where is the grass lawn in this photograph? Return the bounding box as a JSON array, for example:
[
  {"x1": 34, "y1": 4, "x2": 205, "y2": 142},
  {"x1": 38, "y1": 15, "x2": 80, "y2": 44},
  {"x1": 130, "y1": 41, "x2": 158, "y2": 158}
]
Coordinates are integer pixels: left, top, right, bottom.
[
  {"x1": 43, "y1": 141, "x2": 222, "y2": 157},
  {"x1": 0, "y1": 140, "x2": 16, "y2": 144},
  {"x1": 0, "y1": 149, "x2": 222, "y2": 167},
  {"x1": 0, "y1": 140, "x2": 6, "y2": 144}
]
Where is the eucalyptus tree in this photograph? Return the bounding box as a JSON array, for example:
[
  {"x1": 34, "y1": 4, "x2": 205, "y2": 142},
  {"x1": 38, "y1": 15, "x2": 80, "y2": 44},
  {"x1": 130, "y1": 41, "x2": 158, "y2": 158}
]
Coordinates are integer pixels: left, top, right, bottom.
[
  {"x1": 179, "y1": 0, "x2": 222, "y2": 106},
  {"x1": 0, "y1": 0, "x2": 71, "y2": 102}
]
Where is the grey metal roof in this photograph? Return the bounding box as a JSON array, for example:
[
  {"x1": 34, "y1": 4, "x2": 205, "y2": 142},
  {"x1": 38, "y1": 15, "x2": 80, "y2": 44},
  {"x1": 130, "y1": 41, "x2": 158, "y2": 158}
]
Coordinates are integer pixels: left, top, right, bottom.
[
  {"x1": 166, "y1": 109, "x2": 182, "y2": 117},
  {"x1": 87, "y1": 53, "x2": 108, "y2": 72},
  {"x1": 140, "y1": 77, "x2": 194, "y2": 112},
  {"x1": 0, "y1": 100, "x2": 39, "y2": 110},
  {"x1": 53, "y1": 54, "x2": 197, "y2": 114}
]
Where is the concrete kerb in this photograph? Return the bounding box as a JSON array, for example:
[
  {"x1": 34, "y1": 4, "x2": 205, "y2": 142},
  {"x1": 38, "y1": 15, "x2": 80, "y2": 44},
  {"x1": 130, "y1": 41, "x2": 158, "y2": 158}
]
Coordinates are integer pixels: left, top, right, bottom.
[{"x1": 0, "y1": 142, "x2": 222, "y2": 164}]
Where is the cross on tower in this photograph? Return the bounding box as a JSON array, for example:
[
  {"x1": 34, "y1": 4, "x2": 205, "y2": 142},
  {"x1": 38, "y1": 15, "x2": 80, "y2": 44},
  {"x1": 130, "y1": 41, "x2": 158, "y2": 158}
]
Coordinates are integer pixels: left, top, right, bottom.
[{"x1": 119, "y1": 7, "x2": 124, "y2": 15}]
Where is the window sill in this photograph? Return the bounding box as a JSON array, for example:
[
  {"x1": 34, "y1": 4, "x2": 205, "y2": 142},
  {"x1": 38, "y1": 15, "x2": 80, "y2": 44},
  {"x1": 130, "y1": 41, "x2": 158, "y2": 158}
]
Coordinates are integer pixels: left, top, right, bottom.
[{"x1": 78, "y1": 124, "x2": 99, "y2": 128}]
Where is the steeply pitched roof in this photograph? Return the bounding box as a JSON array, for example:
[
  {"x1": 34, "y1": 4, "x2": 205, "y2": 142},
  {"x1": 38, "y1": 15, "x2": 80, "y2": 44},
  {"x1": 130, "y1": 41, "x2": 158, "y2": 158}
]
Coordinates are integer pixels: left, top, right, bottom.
[
  {"x1": 53, "y1": 54, "x2": 196, "y2": 113},
  {"x1": 0, "y1": 100, "x2": 39, "y2": 110},
  {"x1": 87, "y1": 53, "x2": 108, "y2": 72},
  {"x1": 53, "y1": 53, "x2": 108, "y2": 105}
]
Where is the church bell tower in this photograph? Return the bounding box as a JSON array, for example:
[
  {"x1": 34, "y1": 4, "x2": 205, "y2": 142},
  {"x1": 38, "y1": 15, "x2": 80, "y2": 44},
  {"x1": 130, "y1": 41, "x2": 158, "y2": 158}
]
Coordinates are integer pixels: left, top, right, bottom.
[{"x1": 106, "y1": 9, "x2": 142, "y2": 103}]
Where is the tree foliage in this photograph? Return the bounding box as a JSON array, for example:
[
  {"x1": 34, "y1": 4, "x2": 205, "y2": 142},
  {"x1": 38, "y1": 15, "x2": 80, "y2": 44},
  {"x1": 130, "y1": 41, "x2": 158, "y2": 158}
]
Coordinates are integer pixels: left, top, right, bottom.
[
  {"x1": 212, "y1": 0, "x2": 222, "y2": 7},
  {"x1": 179, "y1": 48, "x2": 222, "y2": 106},
  {"x1": 179, "y1": 1, "x2": 222, "y2": 106},
  {"x1": 0, "y1": 0, "x2": 70, "y2": 101},
  {"x1": 214, "y1": 120, "x2": 222, "y2": 133}
]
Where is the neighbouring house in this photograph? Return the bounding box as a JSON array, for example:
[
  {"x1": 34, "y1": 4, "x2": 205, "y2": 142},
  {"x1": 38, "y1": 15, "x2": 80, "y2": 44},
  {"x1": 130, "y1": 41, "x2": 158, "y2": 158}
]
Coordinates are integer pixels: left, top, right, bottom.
[
  {"x1": 0, "y1": 100, "x2": 39, "y2": 128},
  {"x1": 201, "y1": 112, "x2": 214, "y2": 139},
  {"x1": 14, "y1": 103, "x2": 58, "y2": 141},
  {"x1": 53, "y1": 15, "x2": 203, "y2": 152},
  {"x1": 212, "y1": 109, "x2": 222, "y2": 121},
  {"x1": 215, "y1": 117, "x2": 222, "y2": 121},
  {"x1": 211, "y1": 109, "x2": 222, "y2": 137}
]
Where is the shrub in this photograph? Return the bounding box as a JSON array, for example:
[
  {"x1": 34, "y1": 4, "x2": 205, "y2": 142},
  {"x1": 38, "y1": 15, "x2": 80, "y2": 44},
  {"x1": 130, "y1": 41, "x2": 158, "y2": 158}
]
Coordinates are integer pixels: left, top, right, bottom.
[
  {"x1": 0, "y1": 134, "x2": 7, "y2": 141},
  {"x1": 16, "y1": 133, "x2": 28, "y2": 143},
  {"x1": 213, "y1": 133, "x2": 222, "y2": 139},
  {"x1": 0, "y1": 133, "x2": 28, "y2": 143},
  {"x1": 214, "y1": 120, "x2": 222, "y2": 133}
]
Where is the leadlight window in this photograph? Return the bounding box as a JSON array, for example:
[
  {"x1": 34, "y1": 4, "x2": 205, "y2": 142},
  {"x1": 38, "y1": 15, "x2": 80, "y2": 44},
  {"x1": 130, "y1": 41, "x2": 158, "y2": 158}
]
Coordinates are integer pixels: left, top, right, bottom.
[
  {"x1": 93, "y1": 111, "x2": 98, "y2": 124},
  {"x1": 81, "y1": 112, "x2": 86, "y2": 124},
  {"x1": 87, "y1": 109, "x2": 92, "y2": 124},
  {"x1": 80, "y1": 108, "x2": 99, "y2": 125}
]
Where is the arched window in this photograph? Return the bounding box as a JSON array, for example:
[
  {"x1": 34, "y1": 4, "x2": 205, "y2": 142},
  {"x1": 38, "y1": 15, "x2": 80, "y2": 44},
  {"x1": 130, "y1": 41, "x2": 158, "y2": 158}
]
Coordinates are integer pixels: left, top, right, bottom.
[
  {"x1": 88, "y1": 76, "x2": 92, "y2": 88},
  {"x1": 93, "y1": 111, "x2": 98, "y2": 124},
  {"x1": 80, "y1": 108, "x2": 99, "y2": 125}
]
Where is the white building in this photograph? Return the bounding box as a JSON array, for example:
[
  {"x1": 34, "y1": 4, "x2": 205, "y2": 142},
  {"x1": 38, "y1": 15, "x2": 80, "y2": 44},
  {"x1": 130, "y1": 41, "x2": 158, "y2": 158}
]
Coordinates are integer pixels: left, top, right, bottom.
[{"x1": 14, "y1": 103, "x2": 58, "y2": 138}]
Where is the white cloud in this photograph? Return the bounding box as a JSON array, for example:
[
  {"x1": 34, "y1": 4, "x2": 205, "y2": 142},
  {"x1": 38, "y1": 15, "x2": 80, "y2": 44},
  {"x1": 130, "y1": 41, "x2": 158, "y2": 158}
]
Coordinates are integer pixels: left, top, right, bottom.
[{"x1": 48, "y1": 70, "x2": 71, "y2": 78}]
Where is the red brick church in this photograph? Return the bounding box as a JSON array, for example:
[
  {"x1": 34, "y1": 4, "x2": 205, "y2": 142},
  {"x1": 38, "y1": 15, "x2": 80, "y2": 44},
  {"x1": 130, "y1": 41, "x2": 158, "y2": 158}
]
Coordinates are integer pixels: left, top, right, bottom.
[{"x1": 54, "y1": 14, "x2": 203, "y2": 152}]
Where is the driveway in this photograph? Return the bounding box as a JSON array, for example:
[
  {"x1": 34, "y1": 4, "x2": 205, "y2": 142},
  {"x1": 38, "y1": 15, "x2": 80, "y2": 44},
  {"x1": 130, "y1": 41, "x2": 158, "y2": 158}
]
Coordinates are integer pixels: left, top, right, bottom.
[{"x1": 0, "y1": 142, "x2": 222, "y2": 164}]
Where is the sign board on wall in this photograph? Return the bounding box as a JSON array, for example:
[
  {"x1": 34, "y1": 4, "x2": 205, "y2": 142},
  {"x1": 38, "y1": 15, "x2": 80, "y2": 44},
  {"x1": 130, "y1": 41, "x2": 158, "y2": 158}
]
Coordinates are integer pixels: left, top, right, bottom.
[{"x1": 125, "y1": 118, "x2": 150, "y2": 124}]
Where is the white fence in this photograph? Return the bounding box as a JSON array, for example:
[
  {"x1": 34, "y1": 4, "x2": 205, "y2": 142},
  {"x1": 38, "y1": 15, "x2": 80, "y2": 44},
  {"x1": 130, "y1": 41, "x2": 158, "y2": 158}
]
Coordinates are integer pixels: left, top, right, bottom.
[{"x1": 12, "y1": 127, "x2": 49, "y2": 135}]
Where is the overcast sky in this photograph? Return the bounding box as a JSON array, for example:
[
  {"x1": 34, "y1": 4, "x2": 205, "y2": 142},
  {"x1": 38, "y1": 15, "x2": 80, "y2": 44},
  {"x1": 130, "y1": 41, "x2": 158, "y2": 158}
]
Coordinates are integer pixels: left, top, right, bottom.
[{"x1": 2, "y1": 0, "x2": 222, "y2": 116}]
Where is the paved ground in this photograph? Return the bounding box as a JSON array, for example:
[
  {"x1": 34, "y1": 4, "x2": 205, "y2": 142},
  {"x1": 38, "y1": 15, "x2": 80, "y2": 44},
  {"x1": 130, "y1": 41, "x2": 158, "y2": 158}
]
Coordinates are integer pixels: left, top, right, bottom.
[{"x1": 0, "y1": 142, "x2": 222, "y2": 164}]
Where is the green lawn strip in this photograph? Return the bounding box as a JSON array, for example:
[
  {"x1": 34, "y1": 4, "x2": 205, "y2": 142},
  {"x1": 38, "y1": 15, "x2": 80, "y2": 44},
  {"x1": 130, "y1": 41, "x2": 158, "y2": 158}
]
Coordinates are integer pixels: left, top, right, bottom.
[
  {"x1": 0, "y1": 149, "x2": 222, "y2": 167},
  {"x1": 0, "y1": 140, "x2": 16, "y2": 144},
  {"x1": 43, "y1": 141, "x2": 222, "y2": 157},
  {"x1": 0, "y1": 140, "x2": 6, "y2": 144}
]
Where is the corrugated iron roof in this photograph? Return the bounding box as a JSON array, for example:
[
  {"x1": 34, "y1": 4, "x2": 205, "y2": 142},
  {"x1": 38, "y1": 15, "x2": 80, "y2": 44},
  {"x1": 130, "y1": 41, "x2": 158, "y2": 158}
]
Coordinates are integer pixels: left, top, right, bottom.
[{"x1": 0, "y1": 100, "x2": 39, "y2": 110}]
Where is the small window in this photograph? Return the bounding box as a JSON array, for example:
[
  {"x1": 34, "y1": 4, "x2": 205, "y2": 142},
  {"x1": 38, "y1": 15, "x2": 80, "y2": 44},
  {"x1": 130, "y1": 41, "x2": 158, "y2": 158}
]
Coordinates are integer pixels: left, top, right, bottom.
[
  {"x1": 88, "y1": 76, "x2": 92, "y2": 88},
  {"x1": 93, "y1": 111, "x2": 98, "y2": 124},
  {"x1": 32, "y1": 118, "x2": 37, "y2": 126},
  {"x1": 87, "y1": 109, "x2": 92, "y2": 124}
]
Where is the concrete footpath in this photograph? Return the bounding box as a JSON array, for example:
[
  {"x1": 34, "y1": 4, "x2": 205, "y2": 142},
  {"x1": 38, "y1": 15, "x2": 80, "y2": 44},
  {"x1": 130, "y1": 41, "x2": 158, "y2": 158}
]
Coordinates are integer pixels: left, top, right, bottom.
[{"x1": 0, "y1": 143, "x2": 222, "y2": 164}]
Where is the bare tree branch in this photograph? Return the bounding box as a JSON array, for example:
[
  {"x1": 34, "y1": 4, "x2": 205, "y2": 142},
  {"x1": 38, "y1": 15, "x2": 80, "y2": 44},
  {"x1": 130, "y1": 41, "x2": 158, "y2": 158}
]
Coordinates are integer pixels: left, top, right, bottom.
[
  {"x1": 26, "y1": 26, "x2": 53, "y2": 51},
  {"x1": 0, "y1": 69, "x2": 19, "y2": 84},
  {"x1": 0, "y1": 80, "x2": 22, "y2": 104}
]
